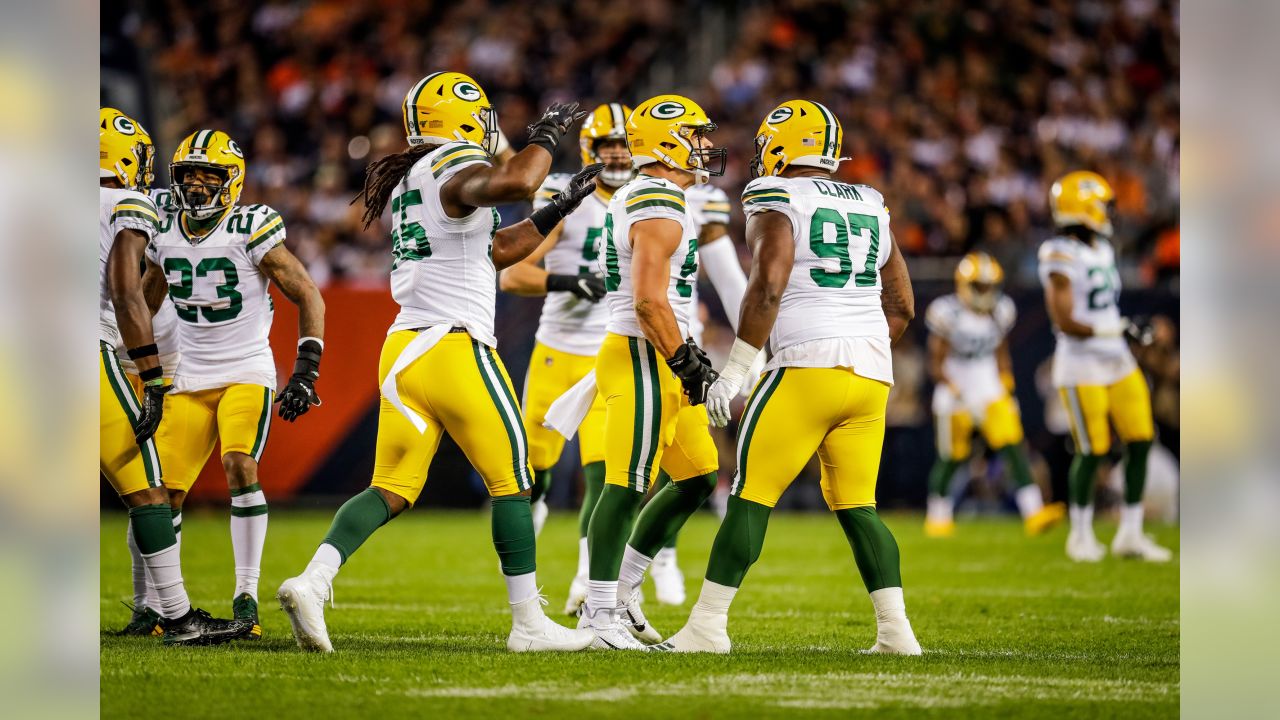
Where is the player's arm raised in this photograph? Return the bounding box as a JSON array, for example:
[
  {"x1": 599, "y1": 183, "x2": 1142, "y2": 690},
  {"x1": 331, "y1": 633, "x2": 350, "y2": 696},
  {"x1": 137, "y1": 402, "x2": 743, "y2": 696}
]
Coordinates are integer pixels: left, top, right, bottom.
[
  {"x1": 107, "y1": 228, "x2": 167, "y2": 442},
  {"x1": 490, "y1": 163, "x2": 603, "y2": 271},
  {"x1": 880, "y1": 232, "x2": 915, "y2": 345},
  {"x1": 704, "y1": 209, "x2": 793, "y2": 426},
  {"x1": 259, "y1": 244, "x2": 326, "y2": 421}
]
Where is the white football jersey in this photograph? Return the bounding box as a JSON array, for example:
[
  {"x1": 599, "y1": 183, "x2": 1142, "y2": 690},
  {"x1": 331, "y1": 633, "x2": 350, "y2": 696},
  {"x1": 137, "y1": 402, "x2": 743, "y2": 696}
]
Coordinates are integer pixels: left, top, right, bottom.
[
  {"x1": 386, "y1": 141, "x2": 501, "y2": 346},
  {"x1": 1037, "y1": 235, "x2": 1136, "y2": 386},
  {"x1": 530, "y1": 173, "x2": 610, "y2": 355},
  {"x1": 601, "y1": 175, "x2": 699, "y2": 339},
  {"x1": 683, "y1": 183, "x2": 732, "y2": 345},
  {"x1": 741, "y1": 175, "x2": 893, "y2": 383},
  {"x1": 100, "y1": 187, "x2": 160, "y2": 346},
  {"x1": 925, "y1": 293, "x2": 1015, "y2": 416},
  {"x1": 146, "y1": 192, "x2": 281, "y2": 392}
]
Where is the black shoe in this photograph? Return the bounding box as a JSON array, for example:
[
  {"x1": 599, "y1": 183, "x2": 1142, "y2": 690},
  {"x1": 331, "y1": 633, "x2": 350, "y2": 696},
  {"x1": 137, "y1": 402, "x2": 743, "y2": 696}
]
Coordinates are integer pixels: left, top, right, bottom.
[
  {"x1": 117, "y1": 602, "x2": 163, "y2": 637},
  {"x1": 232, "y1": 593, "x2": 262, "y2": 640},
  {"x1": 162, "y1": 607, "x2": 254, "y2": 646}
]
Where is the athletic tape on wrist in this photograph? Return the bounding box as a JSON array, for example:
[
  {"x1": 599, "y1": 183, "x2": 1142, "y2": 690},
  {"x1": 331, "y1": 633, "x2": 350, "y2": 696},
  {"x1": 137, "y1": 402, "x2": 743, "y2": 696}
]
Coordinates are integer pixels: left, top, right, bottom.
[{"x1": 127, "y1": 343, "x2": 158, "y2": 360}]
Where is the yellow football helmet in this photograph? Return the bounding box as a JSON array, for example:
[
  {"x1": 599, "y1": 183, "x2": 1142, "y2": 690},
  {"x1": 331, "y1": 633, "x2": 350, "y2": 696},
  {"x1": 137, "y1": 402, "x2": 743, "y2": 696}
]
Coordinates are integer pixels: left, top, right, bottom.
[
  {"x1": 1050, "y1": 170, "x2": 1114, "y2": 236},
  {"x1": 751, "y1": 99, "x2": 846, "y2": 177},
  {"x1": 402, "y1": 71, "x2": 499, "y2": 154},
  {"x1": 627, "y1": 94, "x2": 725, "y2": 184},
  {"x1": 955, "y1": 252, "x2": 1004, "y2": 313},
  {"x1": 100, "y1": 108, "x2": 155, "y2": 191},
  {"x1": 170, "y1": 129, "x2": 246, "y2": 219},
  {"x1": 580, "y1": 102, "x2": 633, "y2": 187}
]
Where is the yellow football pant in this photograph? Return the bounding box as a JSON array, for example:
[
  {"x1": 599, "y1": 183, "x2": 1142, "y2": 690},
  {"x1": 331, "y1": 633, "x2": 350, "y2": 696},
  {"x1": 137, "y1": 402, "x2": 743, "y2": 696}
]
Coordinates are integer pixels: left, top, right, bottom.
[
  {"x1": 521, "y1": 342, "x2": 606, "y2": 470},
  {"x1": 731, "y1": 366, "x2": 890, "y2": 510},
  {"x1": 154, "y1": 383, "x2": 274, "y2": 493},
  {"x1": 1058, "y1": 368, "x2": 1154, "y2": 456},
  {"x1": 596, "y1": 333, "x2": 718, "y2": 492},
  {"x1": 372, "y1": 331, "x2": 533, "y2": 505},
  {"x1": 100, "y1": 342, "x2": 162, "y2": 496},
  {"x1": 934, "y1": 394, "x2": 1025, "y2": 461}
]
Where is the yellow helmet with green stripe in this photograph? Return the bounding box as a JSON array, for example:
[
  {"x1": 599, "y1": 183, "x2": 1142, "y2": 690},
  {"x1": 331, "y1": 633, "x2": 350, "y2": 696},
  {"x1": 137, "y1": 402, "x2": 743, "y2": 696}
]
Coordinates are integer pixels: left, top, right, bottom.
[
  {"x1": 402, "y1": 71, "x2": 499, "y2": 155},
  {"x1": 100, "y1": 108, "x2": 155, "y2": 191},
  {"x1": 955, "y1": 252, "x2": 1004, "y2": 312},
  {"x1": 170, "y1": 129, "x2": 246, "y2": 219},
  {"x1": 627, "y1": 94, "x2": 725, "y2": 185},
  {"x1": 1050, "y1": 170, "x2": 1114, "y2": 236},
  {"x1": 751, "y1": 100, "x2": 846, "y2": 177},
  {"x1": 580, "y1": 102, "x2": 634, "y2": 186}
]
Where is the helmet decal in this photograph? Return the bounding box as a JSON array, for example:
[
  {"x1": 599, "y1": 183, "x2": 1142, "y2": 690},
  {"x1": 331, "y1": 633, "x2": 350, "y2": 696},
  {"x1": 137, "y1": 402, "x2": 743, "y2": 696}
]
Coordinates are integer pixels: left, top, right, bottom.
[
  {"x1": 767, "y1": 107, "x2": 793, "y2": 123},
  {"x1": 112, "y1": 115, "x2": 136, "y2": 135},
  {"x1": 651, "y1": 101, "x2": 686, "y2": 120},
  {"x1": 453, "y1": 81, "x2": 481, "y2": 102},
  {"x1": 226, "y1": 139, "x2": 244, "y2": 158}
]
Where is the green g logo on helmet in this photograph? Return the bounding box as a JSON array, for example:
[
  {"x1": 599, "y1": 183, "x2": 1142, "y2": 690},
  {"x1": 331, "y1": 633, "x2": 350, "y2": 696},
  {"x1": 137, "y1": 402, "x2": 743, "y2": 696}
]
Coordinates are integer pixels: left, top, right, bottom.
[
  {"x1": 767, "y1": 107, "x2": 793, "y2": 124},
  {"x1": 453, "y1": 82, "x2": 482, "y2": 102},
  {"x1": 112, "y1": 115, "x2": 136, "y2": 135},
  {"x1": 226, "y1": 139, "x2": 244, "y2": 158},
  {"x1": 651, "y1": 101, "x2": 686, "y2": 120}
]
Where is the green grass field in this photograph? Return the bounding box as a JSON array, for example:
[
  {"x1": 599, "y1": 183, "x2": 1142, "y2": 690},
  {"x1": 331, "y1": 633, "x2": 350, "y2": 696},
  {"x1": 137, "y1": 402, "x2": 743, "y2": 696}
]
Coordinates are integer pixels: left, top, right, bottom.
[{"x1": 100, "y1": 509, "x2": 1178, "y2": 718}]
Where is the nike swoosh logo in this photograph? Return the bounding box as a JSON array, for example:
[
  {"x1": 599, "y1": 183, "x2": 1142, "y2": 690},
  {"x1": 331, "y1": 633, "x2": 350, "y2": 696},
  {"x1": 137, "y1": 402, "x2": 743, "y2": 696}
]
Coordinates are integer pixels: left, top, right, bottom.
[{"x1": 625, "y1": 609, "x2": 646, "y2": 631}]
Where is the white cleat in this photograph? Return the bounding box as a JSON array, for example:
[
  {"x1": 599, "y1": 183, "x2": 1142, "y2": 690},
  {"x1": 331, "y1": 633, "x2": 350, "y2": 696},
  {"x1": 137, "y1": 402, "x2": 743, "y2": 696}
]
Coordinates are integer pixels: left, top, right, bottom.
[
  {"x1": 654, "y1": 612, "x2": 731, "y2": 654},
  {"x1": 507, "y1": 594, "x2": 594, "y2": 652},
  {"x1": 563, "y1": 574, "x2": 587, "y2": 616},
  {"x1": 577, "y1": 603, "x2": 651, "y2": 651},
  {"x1": 865, "y1": 616, "x2": 922, "y2": 655},
  {"x1": 620, "y1": 589, "x2": 662, "y2": 644},
  {"x1": 1111, "y1": 529, "x2": 1173, "y2": 562},
  {"x1": 650, "y1": 549, "x2": 687, "y2": 606},
  {"x1": 1066, "y1": 530, "x2": 1107, "y2": 563},
  {"x1": 531, "y1": 499, "x2": 549, "y2": 539},
  {"x1": 277, "y1": 571, "x2": 334, "y2": 653}
]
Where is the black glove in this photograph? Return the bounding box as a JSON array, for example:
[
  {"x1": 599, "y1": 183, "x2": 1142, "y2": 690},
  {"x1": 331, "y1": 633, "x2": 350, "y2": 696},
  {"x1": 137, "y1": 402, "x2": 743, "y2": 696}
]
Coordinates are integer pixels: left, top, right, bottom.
[
  {"x1": 1125, "y1": 315, "x2": 1155, "y2": 347},
  {"x1": 547, "y1": 273, "x2": 606, "y2": 302},
  {"x1": 134, "y1": 381, "x2": 171, "y2": 444},
  {"x1": 526, "y1": 102, "x2": 588, "y2": 154},
  {"x1": 276, "y1": 339, "x2": 322, "y2": 422},
  {"x1": 528, "y1": 163, "x2": 604, "y2": 235},
  {"x1": 667, "y1": 340, "x2": 719, "y2": 406}
]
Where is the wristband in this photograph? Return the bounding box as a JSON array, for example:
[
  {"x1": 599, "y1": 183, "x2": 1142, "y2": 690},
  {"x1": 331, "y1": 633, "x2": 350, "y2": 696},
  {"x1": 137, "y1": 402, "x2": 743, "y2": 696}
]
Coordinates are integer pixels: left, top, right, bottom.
[
  {"x1": 127, "y1": 343, "x2": 159, "y2": 360},
  {"x1": 545, "y1": 274, "x2": 578, "y2": 293},
  {"x1": 529, "y1": 202, "x2": 565, "y2": 236},
  {"x1": 139, "y1": 366, "x2": 163, "y2": 383},
  {"x1": 294, "y1": 338, "x2": 323, "y2": 379},
  {"x1": 720, "y1": 338, "x2": 760, "y2": 384}
]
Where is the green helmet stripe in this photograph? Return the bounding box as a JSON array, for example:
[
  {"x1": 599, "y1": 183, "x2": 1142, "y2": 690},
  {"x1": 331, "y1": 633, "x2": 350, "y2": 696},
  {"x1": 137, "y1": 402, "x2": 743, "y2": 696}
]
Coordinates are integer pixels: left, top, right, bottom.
[
  {"x1": 405, "y1": 72, "x2": 443, "y2": 136},
  {"x1": 813, "y1": 102, "x2": 837, "y2": 157}
]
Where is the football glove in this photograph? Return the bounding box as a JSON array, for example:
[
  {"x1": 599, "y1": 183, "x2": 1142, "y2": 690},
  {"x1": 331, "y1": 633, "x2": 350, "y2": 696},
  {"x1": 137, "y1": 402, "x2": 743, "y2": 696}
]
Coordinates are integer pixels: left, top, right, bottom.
[
  {"x1": 546, "y1": 273, "x2": 607, "y2": 302},
  {"x1": 276, "y1": 339, "x2": 322, "y2": 422},
  {"x1": 134, "y1": 381, "x2": 171, "y2": 444},
  {"x1": 706, "y1": 338, "x2": 761, "y2": 427},
  {"x1": 526, "y1": 102, "x2": 588, "y2": 155},
  {"x1": 667, "y1": 339, "x2": 718, "y2": 406},
  {"x1": 528, "y1": 162, "x2": 604, "y2": 235},
  {"x1": 1125, "y1": 315, "x2": 1156, "y2": 346}
]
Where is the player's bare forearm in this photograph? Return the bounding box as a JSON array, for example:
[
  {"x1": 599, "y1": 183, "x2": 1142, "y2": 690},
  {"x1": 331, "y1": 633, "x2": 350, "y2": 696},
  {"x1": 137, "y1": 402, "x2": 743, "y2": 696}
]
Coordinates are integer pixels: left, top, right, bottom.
[
  {"x1": 1045, "y1": 273, "x2": 1093, "y2": 337},
  {"x1": 261, "y1": 245, "x2": 325, "y2": 340},
  {"x1": 997, "y1": 339, "x2": 1013, "y2": 375},
  {"x1": 880, "y1": 235, "x2": 914, "y2": 345},
  {"x1": 443, "y1": 145, "x2": 552, "y2": 212},
  {"x1": 498, "y1": 224, "x2": 560, "y2": 293},
  {"x1": 927, "y1": 334, "x2": 951, "y2": 387},
  {"x1": 141, "y1": 260, "x2": 168, "y2": 315},
  {"x1": 631, "y1": 218, "x2": 686, "y2": 357},
  {"x1": 107, "y1": 229, "x2": 159, "y2": 372},
  {"x1": 738, "y1": 212, "x2": 796, "y2": 348},
  {"x1": 635, "y1": 296, "x2": 684, "y2": 358}
]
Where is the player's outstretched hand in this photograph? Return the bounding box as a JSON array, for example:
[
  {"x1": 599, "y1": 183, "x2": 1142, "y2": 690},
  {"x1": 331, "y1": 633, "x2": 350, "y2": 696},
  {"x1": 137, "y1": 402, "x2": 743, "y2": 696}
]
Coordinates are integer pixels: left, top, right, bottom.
[
  {"x1": 276, "y1": 374, "x2": 321, "y2": 422},
  {"x1": 667, "y1": 338, "x2": 718, "y2": 406},
  {"x1": 551, "y1": 163, "x2": 605, "y2": 215},
  {"x1": 527, "y1": 102, "x2": 588, "y2": 153},
  {"x1": 134, "y1": 382, "x2": 171, "y2": 443}
]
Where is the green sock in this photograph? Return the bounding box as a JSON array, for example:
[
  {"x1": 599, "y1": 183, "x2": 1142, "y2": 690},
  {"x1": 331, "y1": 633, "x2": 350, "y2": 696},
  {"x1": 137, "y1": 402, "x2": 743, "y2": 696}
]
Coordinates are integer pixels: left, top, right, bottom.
[
  {"x1": 491, "y1": 495, "x2": 536, "y2": 576},
  {"x1": 928, "y1": 458, "x2": 963, "y2": 495},
  {"x1": 835, "y1": 506, "x2": 902, "y2": 593},
  {"x1": 628, "y1": 472, "x2": 715, "y2": 558},
  {"x1": 128, "y1": 503, "x2": 178, "y2": 554},
  {"x1": 577, "y1": 461, "x2": 605, "y2": 538},
  {"x1": 999, "y1": 445, "x2": 1035, "y2": 488},
  {"x1": 587, "y1": 485, "x2": 642, "y2": 581},
  {"x1": 530, "y1": 469, "x2": 552, "y2": 504},
  {"x1": 1123, "y1": 440, "x2": 1152, "y2": 504},
  {"x1": 1069, "y1": 454, "x2": 1104, "y2": 507},
  {"x1": 705, "y1": 495, "x2": 773, "y2": 588},
  {"x1": 321, "y1": 487, "x2": 391, "y2": 563}
]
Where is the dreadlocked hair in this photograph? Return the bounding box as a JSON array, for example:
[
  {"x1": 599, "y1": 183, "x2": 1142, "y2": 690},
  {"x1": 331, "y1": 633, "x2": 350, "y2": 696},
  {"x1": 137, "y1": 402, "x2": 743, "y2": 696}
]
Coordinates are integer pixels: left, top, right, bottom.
[{"x1": 354, "y1": 145, "x2": 434, "y2": 229}]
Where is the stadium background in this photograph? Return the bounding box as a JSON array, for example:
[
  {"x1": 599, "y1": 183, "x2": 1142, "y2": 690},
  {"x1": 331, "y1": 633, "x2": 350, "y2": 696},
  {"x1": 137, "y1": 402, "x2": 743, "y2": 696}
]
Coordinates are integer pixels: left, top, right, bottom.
[{"x1": 99, "y1": 0, "x2": 1179, "y2": 514}]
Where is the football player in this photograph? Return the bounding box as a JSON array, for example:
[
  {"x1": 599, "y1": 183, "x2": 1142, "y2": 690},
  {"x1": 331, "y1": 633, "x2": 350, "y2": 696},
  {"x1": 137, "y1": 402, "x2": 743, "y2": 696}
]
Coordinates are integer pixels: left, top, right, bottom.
[
  {"x1": 142, "y1": 129, "x2": 327, "y2": 639},
  {"x1": 661, "y1": 100, "x2": 921, "y2": 655},
  {"x1": 1038, "y1": 171, "x2": 1171, "y2": 562},
  {"x1": 575, "y1": 94, "x2": 724, "y2": 651},
  {"x1": 923, "y1": 252, "x2": 1065, "y2": 537},
  {"x1": 276, "y1": 72, "x2": 601, "y2": 653},
  {"x1": 498, "y1": 104, "x2": 628, "y2": 615},
  {"x1": 99, "y1": 108, "x2": 251, "y2": 645}
]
